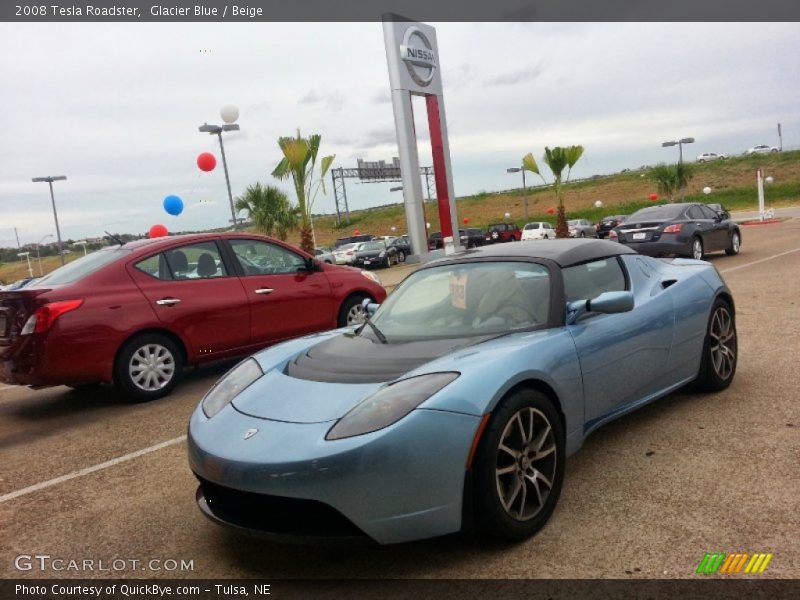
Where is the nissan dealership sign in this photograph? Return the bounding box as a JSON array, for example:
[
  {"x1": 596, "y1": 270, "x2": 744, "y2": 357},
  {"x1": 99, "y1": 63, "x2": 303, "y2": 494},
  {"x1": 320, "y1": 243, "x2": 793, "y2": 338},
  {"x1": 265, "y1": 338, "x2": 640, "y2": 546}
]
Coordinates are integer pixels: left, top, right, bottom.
[{"x1": 400, "y1": 26, "x2": 437, "y2": 87}]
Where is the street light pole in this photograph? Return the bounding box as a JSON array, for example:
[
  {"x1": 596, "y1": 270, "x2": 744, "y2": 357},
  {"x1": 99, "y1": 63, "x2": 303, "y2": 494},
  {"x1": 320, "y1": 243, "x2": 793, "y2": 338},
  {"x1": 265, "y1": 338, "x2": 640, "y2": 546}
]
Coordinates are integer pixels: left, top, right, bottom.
[
  {"x1": 199, "y1": 121, "x2": 240, "y2": 230},
  {"x1": 661, "y1": 137, "x2": 694, "y2": 201},
  {"x1": 506, "y1": 167, "x2": 528, "y2": 220},
  {"x1": 31, "y1": 175, "x2": 67, "y2": 265}
]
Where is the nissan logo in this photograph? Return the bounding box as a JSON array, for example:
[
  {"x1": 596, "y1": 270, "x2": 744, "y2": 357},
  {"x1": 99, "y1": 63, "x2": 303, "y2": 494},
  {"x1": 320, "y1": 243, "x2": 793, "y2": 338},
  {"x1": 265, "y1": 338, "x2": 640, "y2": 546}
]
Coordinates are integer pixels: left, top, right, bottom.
[{"x1": 400, "y1": 26, "x2": 436, "y2": 87}]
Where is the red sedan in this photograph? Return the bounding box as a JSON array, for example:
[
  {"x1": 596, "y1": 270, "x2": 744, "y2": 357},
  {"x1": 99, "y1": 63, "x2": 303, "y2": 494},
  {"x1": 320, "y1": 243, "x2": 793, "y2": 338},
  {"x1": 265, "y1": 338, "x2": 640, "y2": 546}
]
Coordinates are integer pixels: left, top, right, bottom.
[{"x1": 0, "y1": 233, "x2": 386, "y2": 401}]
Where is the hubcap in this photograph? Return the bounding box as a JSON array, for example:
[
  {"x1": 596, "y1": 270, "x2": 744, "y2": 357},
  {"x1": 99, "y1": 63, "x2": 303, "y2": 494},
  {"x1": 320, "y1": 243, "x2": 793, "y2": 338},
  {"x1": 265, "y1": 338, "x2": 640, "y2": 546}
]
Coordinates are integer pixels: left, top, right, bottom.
[
  {"x1": 693, "y1": 239, "x2": 703, "y2": 259},
  {"x1": 347, "y1": 303, "x2": 366, "y2": 325},
  {"x1": 732, "y1": 234, "x2": 740, "y2": 253},
  {"x1": 495, "y1": 407, "x2": 557, "y2": 521},
  {"x1": 129, "y1": 344, "x2": 175, "y2": 391},
  {"x1": 709, "y1": 307, "x2": 736, "y2": 380}
]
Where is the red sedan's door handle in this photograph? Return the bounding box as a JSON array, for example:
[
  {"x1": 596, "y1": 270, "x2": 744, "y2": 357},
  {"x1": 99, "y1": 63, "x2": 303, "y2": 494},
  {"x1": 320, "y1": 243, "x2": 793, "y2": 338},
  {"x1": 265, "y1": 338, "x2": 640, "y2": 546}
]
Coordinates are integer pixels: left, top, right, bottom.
[
  {"x1": 156, "y1": 298, "x2": 181, "y2": 306},
  {"x1": 254, "y1": 288, "x2": 274, "y2": 295}
]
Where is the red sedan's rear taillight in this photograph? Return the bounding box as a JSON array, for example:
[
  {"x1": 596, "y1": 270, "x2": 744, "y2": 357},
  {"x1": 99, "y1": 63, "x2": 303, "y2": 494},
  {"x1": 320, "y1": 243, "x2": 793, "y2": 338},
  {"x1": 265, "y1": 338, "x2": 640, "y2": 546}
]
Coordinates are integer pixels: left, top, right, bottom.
[
  {"x1": 663, "y1": 224, "x2": 683, "y2": 234},
  {"x1": 20, "y1": 299, "x2": 84, "y2": 335},
  {"x1": 609, "y1": 230, "x2": 618, "y2": 240}
]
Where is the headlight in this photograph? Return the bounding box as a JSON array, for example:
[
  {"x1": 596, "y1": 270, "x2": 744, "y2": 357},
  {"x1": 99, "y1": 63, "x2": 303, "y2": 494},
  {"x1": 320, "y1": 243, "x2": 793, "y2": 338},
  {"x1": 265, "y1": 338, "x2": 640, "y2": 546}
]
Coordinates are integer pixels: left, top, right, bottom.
[
  {"x1": 326, "y1": 372, "x2": 459, "y2": 440},
  {"x1": 201, "y1": 358, "x2": 263, "y2": 418},
  {"x1": 379, "y1": 251, "x2": 386, "y2": 257},
  {"x1": 360, "y1": 270, "x2": 381, "y2": 285}
]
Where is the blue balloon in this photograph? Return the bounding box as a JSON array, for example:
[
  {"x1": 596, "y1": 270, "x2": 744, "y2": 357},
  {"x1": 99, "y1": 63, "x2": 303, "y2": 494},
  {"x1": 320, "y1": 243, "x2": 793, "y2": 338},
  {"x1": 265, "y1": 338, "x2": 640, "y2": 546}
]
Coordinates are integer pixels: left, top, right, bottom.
[{"x1": 163, "y1": 195, "x2": 184, "y2": 216}]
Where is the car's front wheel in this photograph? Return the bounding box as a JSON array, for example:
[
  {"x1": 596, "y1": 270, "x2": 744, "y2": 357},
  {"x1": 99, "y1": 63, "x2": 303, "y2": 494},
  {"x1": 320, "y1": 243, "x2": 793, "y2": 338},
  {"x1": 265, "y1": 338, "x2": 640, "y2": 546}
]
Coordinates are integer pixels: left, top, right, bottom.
[
  {"x1": 473, "y1": 388, "x2": 565, "y2": 542},
  {"x1": 693, "y1": 299, "x2": 737, "y2": 391},
  {"x1": 725, "y1": 231, "x2": 741, "y2": 256},
  {"x1": 338, "y1": 294, "x2": 370, "y2": 327},
  {"x1": 397, "y1": 250, "x2": 406, "y2": 262},
  {"x1": 114, "y1": 333, "x2": 182, "y2": 402}
]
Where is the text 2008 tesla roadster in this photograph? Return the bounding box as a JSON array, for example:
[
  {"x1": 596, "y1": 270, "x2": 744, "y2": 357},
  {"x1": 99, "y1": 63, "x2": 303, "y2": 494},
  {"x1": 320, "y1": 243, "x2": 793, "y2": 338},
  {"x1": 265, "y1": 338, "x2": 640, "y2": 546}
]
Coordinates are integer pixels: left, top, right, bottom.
[{"x1": 188, "y1": 239, "x2": 737, "y2": 544}]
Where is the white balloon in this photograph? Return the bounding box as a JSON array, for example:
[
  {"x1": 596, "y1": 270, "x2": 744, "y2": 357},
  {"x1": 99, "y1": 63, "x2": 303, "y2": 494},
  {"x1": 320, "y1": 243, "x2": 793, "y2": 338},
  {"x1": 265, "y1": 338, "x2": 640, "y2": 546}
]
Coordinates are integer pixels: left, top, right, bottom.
[
  {"x1": 504, "y1": 212, "x2": 511, "y2": 219},
  {"x1": 703, "y1": 186, "x2": 712, "y2": 195},
  {"x1": 594, "y1": 200, "x2": 603, "y2": 208},
  {"x1": 390, "y1": 226, "x2": 396, "y2": 232},
  {"x1": 765, "y1": 176, "x2": 774, "y2": 184},
  {"x1": 220, "y1": 105, "x2": 240, "y2": 124}
]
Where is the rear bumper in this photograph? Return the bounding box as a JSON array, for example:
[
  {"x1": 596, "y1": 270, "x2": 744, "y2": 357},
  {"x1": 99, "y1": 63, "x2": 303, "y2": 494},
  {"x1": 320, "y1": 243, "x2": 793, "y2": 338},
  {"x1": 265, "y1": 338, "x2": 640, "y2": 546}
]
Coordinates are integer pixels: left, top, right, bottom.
[{"x1": 619, "y1": 239, "x2": 691, "y2": 257}]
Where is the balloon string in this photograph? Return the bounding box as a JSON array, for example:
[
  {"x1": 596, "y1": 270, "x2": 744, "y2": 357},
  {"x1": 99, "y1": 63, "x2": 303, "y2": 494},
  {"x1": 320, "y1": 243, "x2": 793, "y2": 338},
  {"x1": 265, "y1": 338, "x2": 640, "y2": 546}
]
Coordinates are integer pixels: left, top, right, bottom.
[{"x1": 185, "y1": 172, "x2": 203, "y2": 198}]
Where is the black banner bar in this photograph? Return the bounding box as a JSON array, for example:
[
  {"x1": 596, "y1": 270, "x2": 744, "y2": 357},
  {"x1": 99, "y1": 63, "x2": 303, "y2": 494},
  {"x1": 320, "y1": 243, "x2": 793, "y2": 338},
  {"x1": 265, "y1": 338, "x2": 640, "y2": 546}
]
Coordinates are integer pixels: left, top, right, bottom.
[
  {"x1": 3, "y1": 579, "x2": 800, "y2": 600},
  {"x1": 2, "y1": 0, "x2": 799, "y2": 22}
]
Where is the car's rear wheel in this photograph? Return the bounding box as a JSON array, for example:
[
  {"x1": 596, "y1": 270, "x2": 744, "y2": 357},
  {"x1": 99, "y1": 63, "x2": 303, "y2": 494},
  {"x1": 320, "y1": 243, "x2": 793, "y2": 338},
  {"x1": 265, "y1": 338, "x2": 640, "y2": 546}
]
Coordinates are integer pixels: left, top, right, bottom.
[
  {"x1": 725, "y1": 231, "x2": 741, "y2": 256},
  {"x1": 691, "y1": 237, "x2": 704, "y2": 260},
  {"x1": 397, "y1": 250, "x2": 406, "y2": 262},
  {"x1": 338, "y1": 294, "x2": 370, "y2": 327},
  {"x1": 115, "y1": 333, "x2": 182, "y2": 402},
  {"x1": 580, "y1": 231, "x2": 586, "y2": 238},
  {"x1": 693, "y1": 299, "x2": 737, "y2": 392},
  {"x1": 473, "y1": 389, "x2": 565, "y2": 542}
]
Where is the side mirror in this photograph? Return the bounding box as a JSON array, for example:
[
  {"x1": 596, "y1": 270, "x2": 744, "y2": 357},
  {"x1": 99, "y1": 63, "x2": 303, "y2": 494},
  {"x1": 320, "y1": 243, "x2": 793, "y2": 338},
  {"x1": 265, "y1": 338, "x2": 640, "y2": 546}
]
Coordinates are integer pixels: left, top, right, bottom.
[
  {"x1": 302, "y1": 257, "x2": 320, "y2": 272},
  {"x1": 566, "y1": 291, "x2": 634, "y2": 324},
  {"x1": 360, "y1": 297, "x2": 380, "y2": 315},
  {"x1": 588, "y1": 291, "x2": 634, "y2": 314}
]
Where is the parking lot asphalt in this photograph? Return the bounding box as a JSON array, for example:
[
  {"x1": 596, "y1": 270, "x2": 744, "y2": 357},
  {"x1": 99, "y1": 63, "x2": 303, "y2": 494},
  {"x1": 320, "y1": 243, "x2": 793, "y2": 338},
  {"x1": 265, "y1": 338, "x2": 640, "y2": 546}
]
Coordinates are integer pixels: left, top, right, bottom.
[{"x1": 1, "y1": 220, "x2": 798, "y2": 580}]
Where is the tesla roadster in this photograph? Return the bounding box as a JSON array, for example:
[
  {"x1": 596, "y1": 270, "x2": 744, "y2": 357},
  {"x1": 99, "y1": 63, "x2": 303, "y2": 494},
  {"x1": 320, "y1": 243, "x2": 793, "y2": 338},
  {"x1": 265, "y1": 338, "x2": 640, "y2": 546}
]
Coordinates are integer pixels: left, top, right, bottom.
[{"x1": 188, "y1": 239, "x2": 737, "y2": 544}]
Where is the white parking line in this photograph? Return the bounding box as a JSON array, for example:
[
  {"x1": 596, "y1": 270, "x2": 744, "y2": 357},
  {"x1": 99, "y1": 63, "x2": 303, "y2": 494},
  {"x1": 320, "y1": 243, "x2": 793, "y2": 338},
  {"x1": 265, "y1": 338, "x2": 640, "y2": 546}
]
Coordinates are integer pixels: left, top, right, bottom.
[
  {"x1": 720, "y1": 247, "x2": 800, "y2": 274},
  {"x1": 0, "y1": 435, "x2": 186, "y2": 505},
  {"x1": 1, "y1": 245, "x2": 799, "y2": 506}
]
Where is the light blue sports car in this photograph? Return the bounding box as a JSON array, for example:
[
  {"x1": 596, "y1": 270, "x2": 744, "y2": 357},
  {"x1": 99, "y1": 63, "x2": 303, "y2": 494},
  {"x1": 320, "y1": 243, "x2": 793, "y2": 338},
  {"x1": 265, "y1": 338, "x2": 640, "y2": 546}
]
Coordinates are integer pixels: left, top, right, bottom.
[{"x1": 188, "y1": 239, "x2": 737, "y2": 544}]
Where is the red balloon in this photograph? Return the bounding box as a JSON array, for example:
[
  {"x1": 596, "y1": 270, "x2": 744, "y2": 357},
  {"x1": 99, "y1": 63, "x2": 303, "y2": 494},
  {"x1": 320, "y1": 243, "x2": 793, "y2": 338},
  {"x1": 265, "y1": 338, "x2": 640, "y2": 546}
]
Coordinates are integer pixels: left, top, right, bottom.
[
  {"x1": 462, "y1": 217, "x2": 470, "y2": 224},
  {"x1": 149, "y1": 224, "x2": 168, "y2": 238},
  {"x1": 546, "y1": 207, "x2": 556, "y2": 215},
  {"x1": 354, "y1": 229, "x2": 360, "y2": 235},
  {"x1": 197, "y1": 152, "x2": 217, "y2": 172},
  {"x1": 649, "y1": 193, "x2": 659, "y2": 201}
]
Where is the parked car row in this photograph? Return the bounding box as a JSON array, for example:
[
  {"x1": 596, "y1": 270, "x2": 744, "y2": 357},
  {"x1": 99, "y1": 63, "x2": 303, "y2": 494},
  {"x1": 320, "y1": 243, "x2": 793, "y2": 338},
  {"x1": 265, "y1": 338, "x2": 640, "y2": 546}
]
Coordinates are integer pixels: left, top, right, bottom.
[
  {"x1": 696, "y1": 145, "x2": 780, "y2": 161},
  {"x1": 0, "y1": 233, "x2": 386, "y2": 402}
]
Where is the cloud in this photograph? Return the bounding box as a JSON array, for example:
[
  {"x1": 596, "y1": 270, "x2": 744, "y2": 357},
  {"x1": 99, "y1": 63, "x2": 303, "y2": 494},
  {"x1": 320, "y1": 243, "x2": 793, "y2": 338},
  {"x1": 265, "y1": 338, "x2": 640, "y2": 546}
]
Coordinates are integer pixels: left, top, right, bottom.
[
  {"x1": 485, "y1": 63, "x2": 544, "y2": 86},
  {"x1": 298, "y1": 89, "x2": 343, "y2": 111}
]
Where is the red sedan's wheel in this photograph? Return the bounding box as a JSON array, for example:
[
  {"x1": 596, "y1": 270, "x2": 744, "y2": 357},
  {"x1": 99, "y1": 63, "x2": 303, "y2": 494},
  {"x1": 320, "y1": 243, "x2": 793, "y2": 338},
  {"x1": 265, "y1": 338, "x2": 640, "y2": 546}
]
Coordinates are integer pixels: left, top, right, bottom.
[{"x1": 115, "y1": 333, "x2": 183, "y2": 402}]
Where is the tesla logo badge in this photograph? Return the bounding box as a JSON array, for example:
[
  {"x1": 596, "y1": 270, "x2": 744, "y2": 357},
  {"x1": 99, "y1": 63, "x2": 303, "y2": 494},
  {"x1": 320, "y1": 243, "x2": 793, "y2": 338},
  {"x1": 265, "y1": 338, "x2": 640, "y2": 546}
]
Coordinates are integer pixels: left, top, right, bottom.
[{"x1": 244, "y1": 428, "x2": 259, "y2": 440}]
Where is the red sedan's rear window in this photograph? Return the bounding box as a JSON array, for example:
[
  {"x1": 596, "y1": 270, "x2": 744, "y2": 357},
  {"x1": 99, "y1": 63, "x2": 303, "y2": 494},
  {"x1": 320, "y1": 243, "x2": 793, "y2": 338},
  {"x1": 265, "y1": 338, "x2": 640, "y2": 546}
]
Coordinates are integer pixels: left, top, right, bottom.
[{"x1": 35, "y1": 248, "x2": 129, "y2": 286}]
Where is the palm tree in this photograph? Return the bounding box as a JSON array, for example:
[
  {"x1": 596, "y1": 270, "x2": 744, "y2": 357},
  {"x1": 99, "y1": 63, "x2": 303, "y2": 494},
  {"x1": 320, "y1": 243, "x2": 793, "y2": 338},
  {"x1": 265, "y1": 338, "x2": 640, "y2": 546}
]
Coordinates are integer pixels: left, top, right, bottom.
[
  {"x1": 649, "y1": 163, "x2": 693, "y2": 202},
  {"x1": 271, "y1": 130, "x2": 335, "y2": 254},
  {"x1": 523, "y1": 145, "x2": 585, "y2": 238},
  {"x1": 234, "y1": 183, "x2": 299, "y2": 241}
]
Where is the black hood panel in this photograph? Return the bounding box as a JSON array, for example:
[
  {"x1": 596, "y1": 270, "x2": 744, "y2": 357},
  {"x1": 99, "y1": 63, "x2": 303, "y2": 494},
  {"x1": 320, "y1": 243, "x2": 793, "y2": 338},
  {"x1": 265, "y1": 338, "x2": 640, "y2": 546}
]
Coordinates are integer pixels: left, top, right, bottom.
[{"x1": 285, "y1": 332, "x2": 474, "y2": 384}]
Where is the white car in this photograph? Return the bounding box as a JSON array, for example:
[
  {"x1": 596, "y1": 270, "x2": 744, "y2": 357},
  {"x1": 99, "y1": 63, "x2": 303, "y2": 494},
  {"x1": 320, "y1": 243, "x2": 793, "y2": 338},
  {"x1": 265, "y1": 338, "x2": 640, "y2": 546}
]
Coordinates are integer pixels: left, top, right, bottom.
[
  {"x1": 745, "y1": 144, "x2": 779, "y2": 155},
  {"x1": 521, "y1": 221, "x2": 556, "y2": 241},
  {"x1": 696, "y1": 152, "x2": 727, "y2": 163},
  {"x1": 332, "y1": 242, "x2": 363, "y2": 265}
]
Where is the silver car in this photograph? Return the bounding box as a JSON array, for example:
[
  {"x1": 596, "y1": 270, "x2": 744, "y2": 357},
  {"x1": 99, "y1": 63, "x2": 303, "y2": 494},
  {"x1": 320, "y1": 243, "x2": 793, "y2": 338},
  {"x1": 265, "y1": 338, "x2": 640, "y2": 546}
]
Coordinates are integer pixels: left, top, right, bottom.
[
  {"x1": 696, "y1": 152, "x2": 727, "y2": 163},
  {"x1": 745, "y1": 144, "x2": 778, "y2": 155},
  {"x1": 567, "y1": 219, "x2": 598, "y2": 238},
  {"x1": 332, "y1": 243, "x2": 363, "y2": 265}
]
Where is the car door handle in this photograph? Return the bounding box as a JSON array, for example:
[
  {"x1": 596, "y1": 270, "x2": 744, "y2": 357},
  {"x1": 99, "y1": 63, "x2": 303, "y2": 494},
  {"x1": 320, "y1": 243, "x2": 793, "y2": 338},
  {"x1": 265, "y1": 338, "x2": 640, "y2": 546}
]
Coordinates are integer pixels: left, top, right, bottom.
[
  {"x1": 254, "y1": 288, "x2": 274, "y2": 295},
  {"x1": 156, "y1": 298, "x2": 181, "y2": 306}
]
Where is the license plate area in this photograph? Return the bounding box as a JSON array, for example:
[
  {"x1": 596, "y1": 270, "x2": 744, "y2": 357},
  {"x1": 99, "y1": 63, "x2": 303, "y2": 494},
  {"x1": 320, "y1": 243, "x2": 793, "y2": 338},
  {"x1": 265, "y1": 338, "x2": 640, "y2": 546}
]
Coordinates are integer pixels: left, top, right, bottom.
[{"x1": 632, "y1": 232, "x2": 647, "y2": 240}]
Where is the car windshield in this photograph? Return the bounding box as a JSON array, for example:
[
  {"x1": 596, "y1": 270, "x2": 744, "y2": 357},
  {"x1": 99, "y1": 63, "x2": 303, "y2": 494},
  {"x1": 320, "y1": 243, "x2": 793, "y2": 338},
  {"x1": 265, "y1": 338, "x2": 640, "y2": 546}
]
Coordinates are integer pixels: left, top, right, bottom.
[
  {"x1": 524, "y1": 223, "x2": 540, "y2": 230},
  {"x1": 361, "y1": 241, "x2": 386, "y2": 251},
  {"x1": 568, "y1": 220, "x2": 580, "y2": 226},
  {"x1": 488, "y1": 224, "x2": 505, "y2": 231},
  {"x1": 35, "y1": 247, "x2": 129, "y2": 285},
  {"x1": 627, "y1": 205, "x2": 686, "y2": 221},
  {"x1": 335, "y1": 243, "x2": 358, "y2": 252},
  {"x1": 369, "y1": 262, "x2": 551, "y2": 341}
]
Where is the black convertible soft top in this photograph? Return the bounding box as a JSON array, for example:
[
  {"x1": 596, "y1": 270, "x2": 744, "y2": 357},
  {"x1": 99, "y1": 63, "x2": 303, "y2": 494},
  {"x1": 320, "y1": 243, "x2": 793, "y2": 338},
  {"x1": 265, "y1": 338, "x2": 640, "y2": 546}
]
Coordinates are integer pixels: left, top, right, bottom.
[{"x1": 430, "y1": 238, "x2": 636, "y2": 268}]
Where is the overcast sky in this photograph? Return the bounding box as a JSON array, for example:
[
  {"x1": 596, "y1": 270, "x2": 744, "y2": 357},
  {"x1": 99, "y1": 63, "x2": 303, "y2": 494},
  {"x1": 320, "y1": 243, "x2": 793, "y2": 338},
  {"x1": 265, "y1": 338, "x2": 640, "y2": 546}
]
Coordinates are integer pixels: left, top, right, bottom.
[{"x1": 0, "y1": 22, "x2": 797, "y2": 246}]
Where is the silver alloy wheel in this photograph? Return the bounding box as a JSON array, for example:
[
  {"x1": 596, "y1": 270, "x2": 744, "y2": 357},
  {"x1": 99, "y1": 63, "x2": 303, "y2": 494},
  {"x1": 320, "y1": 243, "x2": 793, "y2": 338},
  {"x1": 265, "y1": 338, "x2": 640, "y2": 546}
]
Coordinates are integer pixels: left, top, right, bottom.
[
  {"x1": 495, "y1": 407, "x2": 557, "y2": 521},
  {"x1": 346, "y1": 303, "x2": 366, "y2": 325},
  {"x1": 731, "y1": 232, "x2": 740, "y2": 254},
  {"x1": 128, "y1": 343, "x2": 175, "y2": 391},
  {"x1": 709, "y1": 306, "x2": 736, "y2": 380},
  {"x1": 693, "y1": 238, "x2": 703, "y2": 260},
  {"x1": 398, "y1": 251, "x2": 405, "y2": 262}
]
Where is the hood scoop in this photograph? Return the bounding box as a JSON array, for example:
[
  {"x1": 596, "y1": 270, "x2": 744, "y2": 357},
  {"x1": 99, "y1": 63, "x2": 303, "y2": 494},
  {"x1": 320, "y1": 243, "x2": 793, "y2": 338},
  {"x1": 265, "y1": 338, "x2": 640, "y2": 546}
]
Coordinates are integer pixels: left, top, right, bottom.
[{"x1": 285, "y1": 332, "x2": 473, "y2": 384}]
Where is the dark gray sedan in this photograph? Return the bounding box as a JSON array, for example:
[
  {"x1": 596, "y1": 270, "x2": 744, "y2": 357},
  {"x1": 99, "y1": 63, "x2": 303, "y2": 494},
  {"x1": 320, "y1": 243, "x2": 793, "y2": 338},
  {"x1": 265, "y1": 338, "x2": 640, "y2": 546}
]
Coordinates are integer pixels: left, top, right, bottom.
[{"x1": 610, "y1": 203, "x2": 741, "y2": 259}]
